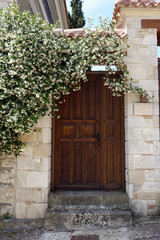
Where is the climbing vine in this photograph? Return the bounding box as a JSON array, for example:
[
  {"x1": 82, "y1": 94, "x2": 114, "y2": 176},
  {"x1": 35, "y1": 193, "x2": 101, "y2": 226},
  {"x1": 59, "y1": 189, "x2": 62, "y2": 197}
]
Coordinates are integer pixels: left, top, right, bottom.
[{"x1": 0, "y1": 2, "x2": 151, "y2": 156}]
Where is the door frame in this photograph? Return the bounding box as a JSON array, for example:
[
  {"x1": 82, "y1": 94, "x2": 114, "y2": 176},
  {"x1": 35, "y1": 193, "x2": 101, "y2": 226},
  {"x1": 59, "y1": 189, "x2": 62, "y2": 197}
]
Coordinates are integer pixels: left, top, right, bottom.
[{"x1": 51, "y1": 72, "x2": 125, "y2": 191}]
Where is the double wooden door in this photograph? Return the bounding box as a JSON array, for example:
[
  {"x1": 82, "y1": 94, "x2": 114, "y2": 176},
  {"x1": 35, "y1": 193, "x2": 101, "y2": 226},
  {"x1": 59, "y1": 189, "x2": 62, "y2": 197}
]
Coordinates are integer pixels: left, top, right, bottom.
[{"x1": 53, "y1": 73, "x2": 125, "y2": 191}]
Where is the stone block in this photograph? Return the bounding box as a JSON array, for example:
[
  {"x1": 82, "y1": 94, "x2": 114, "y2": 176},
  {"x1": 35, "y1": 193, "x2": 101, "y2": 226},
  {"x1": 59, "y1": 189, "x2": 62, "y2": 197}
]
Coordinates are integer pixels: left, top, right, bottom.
[
  {"x1": 21, "y1": 145, "x2": 33, "y2": 157},
  {"x1": 128, "y1": 170, "x2": 144, "y2": 184},
  {"x1": 129, "y1": 199, "x2": 147, "y2": 216},
  {"x1": 126, "y1": 17, "x2": 141, "y2": 28},
  {"x1": 16, "y1": 170, "x2": 27, "y2": 187},
  {"x1": 127, "y1": 66, "x2": 146, "y2": 80},
  {"x1": 150, "y1": 46, "x2": 158, "y2": 56},
  {"x1": 156, "y1": 169, "x2": 160, "y2": 181},
  {"x1": 127, "y1": 116, "x2": 145, "y2": 128},
  {"x1": 153, "y1": 66, "x2": 158, "y2": 80},
  {"x1": 36, "y1": 130, "x2": 43, "y2": 142},
  {"x1": 148, "y1": 200, "x2": 156, "y2": 206},
  {"x1": 143, "y1": 56, "x2": 158, "y2": 67},
  {"x1": 153, "y1": 103, "x2": 159, "y2": 116},
  {"x1": 0, "y1": 204, "x2": 14, "y2": 217},
  {"x1": 41, "y1": 188, "x2": 50, "y2": 202},
  {"x1": 156, "y1": 193, "x2": 160, "y2": 205},
  {"x1": 127, "y1": 28, "x2": 136, "y2": 38},
  {"x1": 153, "y1": 116, "x2": 159, "y2": 128},
  {"x1": 16, "y1": 202, "x2": 27, "y2": 219},
  {"x1": 35, "y1": 116, "x2": 51, "y2": 128},
  {"x1": 153, "y1": 141, "x2": 160, "y2": 155},
  {"x1": 128, "y1": 141, "x2": 153, "y2": 155},
  {"x1": 1, "y1": 158, "x2": 15, "y2": 168},
  {"x1": 125, "y1": 93, "x2": 139, "y2": 104},
  {"x1": 124, "y1": 102, "x2": 134, "y2": 116},
  {"x1": 127, "y1": 48, "x2": 137, "y2": 56},
  {"x1": 20, "y1": 132, "x2": 37, "y2": 142},
  {"x1": 134, "y1": 192, "x2": 157, "y2": 201},
  {"x1": 127, "y1": 128, "x2": 158, "y2": 141},
  {"x1": 141, "y1": 128, "x2": 159, "y2": 141},
  {"x1": 41, "y1": 157, "x2": 51, "y2": 171},
  {"x1": 42, "y1": 128, "x2": 51, "y2": 144},
  {"x1": 144, "y1": 116, "x2": 154, "y2": 128},
  {"x1": 145, "y1": 170, "x2": 156, "y2": 182},
  {"x1": 16, "y1": 188, "x2": 39, "y2": 202},
  {"x1": 27, "y1": 203, "x2": 47, "y2": 218},
  {"x1": 124, "y1": 56, "x2": 142, "y2": 65},
  {"x1": 17, "y1": 156, "x2": 34, "y2": 170},
  {"x1": 142, "y1": 35, "x2": 157, "y2": 45},
  {"x1": 0, "y1": 168, "x2": 15, "y2": 185},
  {"x1": 134, "y1": 156, "x2": 160, "y2": 169},
  {"x1": 0, "y1": 2, "x2": 8, "y2": 8},
  {"x1": 134, "y1": 103, "x2": 153, "y2": 116},
  {"x1": 134, "y1": 184, "x2": 142, "y2": 193},
  {"x1": 125, "y1": 154, "x2": 134, "y2": 170},
  {"x1": 138, "y1": 47, "x2": 150, "y2": 56},
  {"x1": 26, "y1": 171, "x2": 50, "y2": 188},
  {"x1": 143, "y1": 182, "x2": 160, "y2": 192},
  {"x1": 33, "y1": 143, "x2": 50, "y2": 157},
  {"x1": 139, "y1": 80, "x2": 158, "y2": 91},
  {"x1": 126, "y1": 184, "x2": 134, "y2": 198},
  {"x1": 0, "y1": 185, "x2": 14, "y2": 204},
  {"x1": 134, "y1": 38, "x2": 142, "y2": 45},
  {"x1": 148, "y1": 207, "x2": 160, "y2": 216}
]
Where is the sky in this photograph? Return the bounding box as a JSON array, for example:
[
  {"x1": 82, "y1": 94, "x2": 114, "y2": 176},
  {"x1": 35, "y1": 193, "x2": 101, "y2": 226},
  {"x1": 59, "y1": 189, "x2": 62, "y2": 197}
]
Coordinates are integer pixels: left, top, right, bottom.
[{"x1": 66, "y1": 0, "x2": 114, "y2": 28}]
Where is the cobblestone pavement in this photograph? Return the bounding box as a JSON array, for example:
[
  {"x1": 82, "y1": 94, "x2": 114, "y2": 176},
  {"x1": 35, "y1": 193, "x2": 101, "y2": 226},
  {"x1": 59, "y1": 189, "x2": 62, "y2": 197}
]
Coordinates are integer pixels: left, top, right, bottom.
[{"x1": 1, "y1": 219, "x2": 160, "y2": 240}]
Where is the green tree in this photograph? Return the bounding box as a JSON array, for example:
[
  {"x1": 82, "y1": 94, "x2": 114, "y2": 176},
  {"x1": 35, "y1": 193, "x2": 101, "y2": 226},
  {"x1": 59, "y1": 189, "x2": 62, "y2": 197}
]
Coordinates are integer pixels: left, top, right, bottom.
[{"x1": 68, "y1": 0, "x2": 85, "y2": 28}]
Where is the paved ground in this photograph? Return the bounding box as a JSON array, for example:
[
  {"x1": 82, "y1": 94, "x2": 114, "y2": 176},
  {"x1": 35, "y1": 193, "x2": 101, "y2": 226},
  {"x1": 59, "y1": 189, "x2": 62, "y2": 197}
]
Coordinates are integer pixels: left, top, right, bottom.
[{"x1": 1, "y1": 218, "x2": 160, "y2": 240}]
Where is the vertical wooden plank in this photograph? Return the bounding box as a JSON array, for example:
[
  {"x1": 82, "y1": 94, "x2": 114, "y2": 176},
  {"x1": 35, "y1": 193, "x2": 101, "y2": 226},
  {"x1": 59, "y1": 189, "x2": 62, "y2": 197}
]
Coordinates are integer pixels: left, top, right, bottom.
[
  {"x1": 54, "y1": 117, "x2": 62, "y2": 186},
  {"x1": 82, "y1": 142, "x2": 87, "y2": 184},
  {"x1": 88, "y1": 80, "x2": 95, "y2": 120},
  {"x1": 69, "y1": 89, "x2": 73, "y2": 120},
  {"x1": 95, "y1": 75, "x2": 101, "y2": 187},
  {"x1": 114, "y1": 141, "x2": 121, "y2": 186},
  {"x1": 101, "y1": 75, "x2": 107, "y2": 189},
  {"x1": 73, "y1": 89, "x2": 81, "y2": 120},
  {"x1": 61, "y1": 142, "x2": 69, "y2": 183},
  {"x1": 69, "y1": 142, "x2": 74, "y2": 184},
  {"x1": 107, "y1": 142, "x2": 114, "y2": 184},
  {"x1": 81, "y1": 80, "x2": 87, "y2": 120},
  {"x1": 73, "y1": 143, "x2": 82, "y2": 183},
  {"x1": 86, "y1": 143, "x2": 95, "y2": 183},
  {"x1": 61, "y1": 95, "x2": 70, "y2": 119}
]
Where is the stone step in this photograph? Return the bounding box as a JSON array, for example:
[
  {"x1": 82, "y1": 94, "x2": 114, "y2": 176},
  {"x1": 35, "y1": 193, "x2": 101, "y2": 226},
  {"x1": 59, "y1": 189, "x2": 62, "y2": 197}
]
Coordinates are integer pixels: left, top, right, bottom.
[
  {"x1": 45, "y1": 205, "x2": 132, "y2": 231},
  {"x1": 49, "y1": 191, "x2": 129, "y2": 208}
]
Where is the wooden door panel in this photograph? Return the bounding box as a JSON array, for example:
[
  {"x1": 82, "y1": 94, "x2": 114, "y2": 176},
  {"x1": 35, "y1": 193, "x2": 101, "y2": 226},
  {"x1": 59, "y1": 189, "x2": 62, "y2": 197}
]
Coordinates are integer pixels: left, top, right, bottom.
[
  {"x1": 54, "y1": 74, "x2": 101, "y2": 190},
  {"x1": 53, "y1": 73, "x2": 124, "y2": 191}
]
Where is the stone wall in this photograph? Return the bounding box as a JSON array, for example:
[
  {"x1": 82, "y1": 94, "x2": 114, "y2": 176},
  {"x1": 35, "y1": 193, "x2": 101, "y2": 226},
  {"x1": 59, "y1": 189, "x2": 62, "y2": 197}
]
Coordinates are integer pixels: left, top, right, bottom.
[
  {"x1": 0, "y1": 116, "x2": 52, "y2": 219},
  {"x1": 15, "y1": 116, "x2": 52, "y2": 219},
  {"x1": 122, "y1": 8, "x2": 160, "y2": 216}
]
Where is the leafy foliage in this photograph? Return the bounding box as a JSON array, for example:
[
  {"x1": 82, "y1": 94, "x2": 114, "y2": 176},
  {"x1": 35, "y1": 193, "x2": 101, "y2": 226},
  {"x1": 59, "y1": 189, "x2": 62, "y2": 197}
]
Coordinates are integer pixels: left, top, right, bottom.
[
  {"x1": 0, "y1": 3, "x2": 151, "y2": 157},
  {"x1": 68, "y1": 0, "x2": 85, "y2": 28}
]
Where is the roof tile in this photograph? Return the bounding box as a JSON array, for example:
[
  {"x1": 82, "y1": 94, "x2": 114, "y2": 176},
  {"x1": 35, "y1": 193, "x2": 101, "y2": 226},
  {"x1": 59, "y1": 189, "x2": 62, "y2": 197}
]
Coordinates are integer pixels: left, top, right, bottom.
[{"x1": 113, "y1": 0, "x2": 160, "y2": 18}]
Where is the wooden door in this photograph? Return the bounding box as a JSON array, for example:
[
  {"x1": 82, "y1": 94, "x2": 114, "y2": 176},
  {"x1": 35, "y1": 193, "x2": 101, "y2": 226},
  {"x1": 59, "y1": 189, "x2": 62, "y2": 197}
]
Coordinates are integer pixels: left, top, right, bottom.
[{"x1": 53, "y1": 73, "x2": 125, "y2": 191}]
